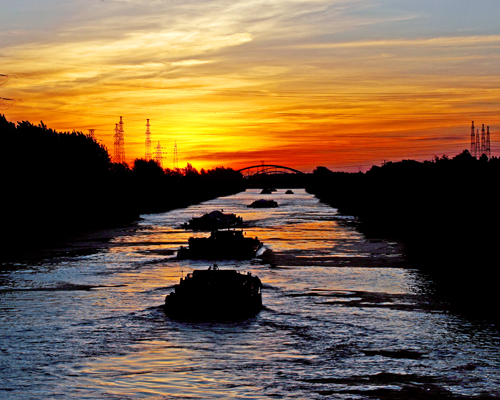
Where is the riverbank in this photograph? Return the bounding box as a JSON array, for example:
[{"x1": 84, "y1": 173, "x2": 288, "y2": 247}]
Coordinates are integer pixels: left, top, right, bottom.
[
  {"x1": 306, "y1": 153, "x2": 500, "y2": 321},
  {"x1": 2, "y1": 184, "x2": 245, "y2": 263},
  {"x1": 0, "y1": 115, "x2": 245, "y2": 261}
]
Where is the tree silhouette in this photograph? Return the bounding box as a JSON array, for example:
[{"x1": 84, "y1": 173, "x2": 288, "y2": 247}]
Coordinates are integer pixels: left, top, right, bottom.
[{"x1": 1, "y1": 115, "x2": 244, "y2": 251}]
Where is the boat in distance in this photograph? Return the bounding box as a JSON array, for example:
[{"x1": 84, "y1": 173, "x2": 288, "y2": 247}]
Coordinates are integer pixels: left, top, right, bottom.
[
  {"x1": 163, "y1": 264, "x2": 263, "y2": 318},
  {"x1": 181, "y1": 210, "x2": 243, "y2": 231},
  {"x1": 177, "y1": 229, "x2": 263, "y2": 260},
  {"x1": 247, "y1": 199, "x2": 278, "y2": 208}
]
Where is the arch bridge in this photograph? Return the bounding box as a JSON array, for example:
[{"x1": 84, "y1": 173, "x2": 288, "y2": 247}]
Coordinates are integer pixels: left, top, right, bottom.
[{"x1": 237, "y1": 164, "x2": 304, "y2": 178}]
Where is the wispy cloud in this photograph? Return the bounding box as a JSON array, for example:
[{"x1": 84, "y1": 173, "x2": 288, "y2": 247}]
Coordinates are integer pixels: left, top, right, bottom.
[
  {"x1": 2, "y1": 0, "x2": 500, "y2": 170},
  {"x1": 293, "y1": 35, "x2": 500, "y2": 49}
]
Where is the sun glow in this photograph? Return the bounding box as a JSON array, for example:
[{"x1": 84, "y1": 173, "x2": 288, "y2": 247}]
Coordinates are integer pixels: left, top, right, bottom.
[{"x1": 2, "y1": 1, "x2": 500, "y2": 171}]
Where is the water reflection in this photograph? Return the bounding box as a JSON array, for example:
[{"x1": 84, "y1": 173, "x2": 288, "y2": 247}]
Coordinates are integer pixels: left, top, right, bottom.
[{"x1": 1, "y1": 189, "x2": 499, "y2": 399}]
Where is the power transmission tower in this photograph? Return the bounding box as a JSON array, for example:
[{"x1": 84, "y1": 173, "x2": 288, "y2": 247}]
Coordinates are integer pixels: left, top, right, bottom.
[
  {"x1": 173, "y1": 141, "x2": 179, "y2": 169},
  {"x1": 113, "y1": 124, "x2": 120, "y2": 162},
  {"x1": 154, "y1": 141, "x2": 166, "y2": 168},
  {"x1": 145, "y1": 119, "x2": 152, "y2": 161},
  {"x1": 113, "y1": 116, "x2": 126, "y2": 163},
  {"x1": 486, "y1": 126, "x2": 491, "y2": 159},
  {"x1": 475, "y1": 128, "x2": 480, "y2": 159},
  {"x1": 470, "y1": 121, "x2": 476, "y2": 157},
  {"x1": 119, "y1": 116, "x2": 125, "y2": 162},
  {"x1": 481, "y1": 124, "x2": 486, "y2": 157},
  {"x1": 88, "y1": 129, "x2": 95, "y2": 140}
]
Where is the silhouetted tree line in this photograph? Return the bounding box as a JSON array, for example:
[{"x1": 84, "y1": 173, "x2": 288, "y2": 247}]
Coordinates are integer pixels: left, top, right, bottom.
[
  {"x1": 307, "y1": 152, "x2": 500, "y2": 313},
  {"x1": 1, "y1": 115, "x2": 244, "y2": 250},
  {"x1": 130, "y1": 159, "x2": 244, "y2": 213}
]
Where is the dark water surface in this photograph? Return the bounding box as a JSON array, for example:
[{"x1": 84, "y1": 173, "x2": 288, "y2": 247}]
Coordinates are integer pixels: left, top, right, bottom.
[{"x1": 1, "y1": 189, "x2": 499, "y2": 399}]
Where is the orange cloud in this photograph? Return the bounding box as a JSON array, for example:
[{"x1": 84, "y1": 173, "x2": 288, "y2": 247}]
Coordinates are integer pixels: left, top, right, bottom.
[{"x1": 2, "y1": 2, "x2": 500, "y2": 172}]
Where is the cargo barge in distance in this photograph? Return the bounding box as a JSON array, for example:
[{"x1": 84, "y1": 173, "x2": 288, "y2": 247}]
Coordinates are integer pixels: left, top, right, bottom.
[
  {"x1": 163, "y1": 265, "x2": 263, "y2": 318},
  {"x1": 181, "y1": 210, "x2": 243, "y2": 231},
  {"x1": 247, "y1": 199, "x2": 278, "y2": 208},
  {"x1": 177, "y1": 229, "x2": 263, "y2": 260}
]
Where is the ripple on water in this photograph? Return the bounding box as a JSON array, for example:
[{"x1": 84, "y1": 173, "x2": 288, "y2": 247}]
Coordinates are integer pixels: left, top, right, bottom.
[{"x1": 1, "y1": 189, "x2": 499, "y2": 399}]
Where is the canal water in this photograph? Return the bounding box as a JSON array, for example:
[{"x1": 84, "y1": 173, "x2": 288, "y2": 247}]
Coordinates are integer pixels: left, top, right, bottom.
[{"x1": 1, "y1": 189, "x2": 499, "y2": 399}]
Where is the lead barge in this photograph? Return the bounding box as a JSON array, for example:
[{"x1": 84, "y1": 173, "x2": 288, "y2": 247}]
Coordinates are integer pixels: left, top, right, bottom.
[{"x1": 163, "y1": 265, "x2": 263, "y2": 318}]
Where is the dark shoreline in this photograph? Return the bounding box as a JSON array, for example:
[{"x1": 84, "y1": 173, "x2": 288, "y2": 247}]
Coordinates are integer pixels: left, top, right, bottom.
[
  {"x1": 0, "y1": 115, "x2": 246, "y2": 263},
  {"x1": 1, "y1": 187, "x2": 245, "y2": 265},
  {"x1": 306, "y1": 154, "x2": 500, "y2": 323}
]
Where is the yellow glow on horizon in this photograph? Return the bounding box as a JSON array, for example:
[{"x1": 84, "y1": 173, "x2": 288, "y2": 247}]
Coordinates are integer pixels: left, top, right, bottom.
[{"x1": 2, "y1": 2, "x2": 500, "y2": 172}]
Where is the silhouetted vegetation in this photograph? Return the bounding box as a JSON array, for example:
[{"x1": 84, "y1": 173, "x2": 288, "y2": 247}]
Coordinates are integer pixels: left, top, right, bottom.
[
  {"x1": 1, "y1": 115, "x2": 244, "y2": 252},
  {"x1": 307, "y1": 152, "x2": 500, "y2": 317},
  {"x1": 132, "y1": 160, "x2": 245, "y2": 214}
]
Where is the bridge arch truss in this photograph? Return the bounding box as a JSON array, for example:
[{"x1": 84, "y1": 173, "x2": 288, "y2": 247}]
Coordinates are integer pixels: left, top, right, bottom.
[{"x1": 237, "y1": 164, "x2": 304, "y2": 178}]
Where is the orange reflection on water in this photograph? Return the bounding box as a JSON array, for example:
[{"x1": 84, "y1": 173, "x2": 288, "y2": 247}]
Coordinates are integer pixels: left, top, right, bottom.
[{"x1": 77, "y1": 343, "x2": 213, "y2": 398}]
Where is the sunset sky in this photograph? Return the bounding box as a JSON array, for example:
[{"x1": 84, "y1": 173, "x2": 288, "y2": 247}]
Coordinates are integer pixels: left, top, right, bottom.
[{"x1": 1, "y1": 0, "x2": 500, "y2": 171}]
